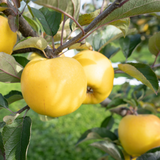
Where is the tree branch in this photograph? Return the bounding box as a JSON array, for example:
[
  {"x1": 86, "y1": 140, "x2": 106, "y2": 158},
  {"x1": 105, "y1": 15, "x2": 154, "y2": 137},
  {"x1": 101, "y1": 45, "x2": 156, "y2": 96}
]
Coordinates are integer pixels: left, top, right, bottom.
[
  {"x1": 53, "y1": 0, "x2": 128, "y2": 55},
  {"x1": 2, "y1": 0, "x2": 128, "y2": 57},
  {"x1": 1, "y1": 0, "x2": 38, "y2": 37},
  {"x1": 16, "y1": 105, "x2": 30, "y2": 114},
  {"x1": 12, "y1": 47, "x2": 45, "y2": 56}
]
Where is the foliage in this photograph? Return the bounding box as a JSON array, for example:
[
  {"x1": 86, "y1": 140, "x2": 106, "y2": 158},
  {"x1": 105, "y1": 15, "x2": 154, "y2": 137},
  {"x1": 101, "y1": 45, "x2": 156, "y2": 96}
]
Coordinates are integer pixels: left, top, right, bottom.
[{"x1": 0, "y1": 0, "x2": 160, "y2": 160}]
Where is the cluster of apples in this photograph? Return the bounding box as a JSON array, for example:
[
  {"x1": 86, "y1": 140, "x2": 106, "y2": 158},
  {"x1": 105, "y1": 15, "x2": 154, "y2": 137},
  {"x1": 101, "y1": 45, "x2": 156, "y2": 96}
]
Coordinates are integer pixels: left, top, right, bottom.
[
  {"x1": 21, "y1": 50, "x2": 114, "y2": 117},
  {"x1": 0, "y1": 15, "x2": 114, "y2": 118}
]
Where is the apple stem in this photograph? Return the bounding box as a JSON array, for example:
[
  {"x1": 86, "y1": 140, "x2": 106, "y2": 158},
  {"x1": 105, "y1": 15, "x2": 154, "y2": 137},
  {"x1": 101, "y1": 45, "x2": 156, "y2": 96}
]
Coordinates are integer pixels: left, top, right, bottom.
[
  {"x1": 87, "y1": 86, "x2": 93, "y2": 93},
  {"x1": 16, "y1": 105, "x2": 30, "y2": 115}
]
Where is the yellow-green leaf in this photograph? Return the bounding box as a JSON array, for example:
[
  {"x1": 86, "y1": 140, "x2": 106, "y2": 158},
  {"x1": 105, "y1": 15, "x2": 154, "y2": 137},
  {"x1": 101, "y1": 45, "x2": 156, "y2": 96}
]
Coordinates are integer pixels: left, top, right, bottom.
[
  {"x1": 78, "y1": 9, "x2": 100, "y2": 26},
  {"x1": 0, "y1": 6, "x2": 8, "y2": 11},
  {"x1": 149, "y1": 32, "x2": 160, "y2": 56},
  {"x1": 13, "y1": 37, "x2": 48, "y2": 51},
  {"x1": 109, "y1": 18, "x2": 130, "y2": 36},
  {"x1": 118, "y1": 63, "x2": 159, "y2": 94},
  {"x1": 69, "y1": 42, "x2": 93, "y2": 51}
]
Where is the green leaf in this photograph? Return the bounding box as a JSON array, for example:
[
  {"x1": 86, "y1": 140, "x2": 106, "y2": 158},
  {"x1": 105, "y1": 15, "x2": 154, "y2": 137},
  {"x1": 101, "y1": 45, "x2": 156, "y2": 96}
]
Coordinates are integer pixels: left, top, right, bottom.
[
  {"x1": 90, "y1": 140, "x2": 124, "y2": 160},
  {"x1": 107, "y1": 98, "x2": 127, "y2": 110},
  {"x1": 93, "y1": 25, "x2": 121, "y2": 51},
  {"x1": 0, "y1": 52, "x2": 23, "y2": 83},
  {"x1": 4, "y1": 91, "x2": 23, "y2": 105},
  {"x1": 100, "y1": 115, "x2": 114, "y2": 130},
  {"x1": 99, "y1": 0, "x2": 160, "y2": 27},
  {"x1": 101, "y1": 43, "x2": 120, "y2": 59},
  {"x1": 139, "y1": 102, "x2": 157, "y2": 115},
  {"x1": 2, "y1": 116, "x2": 32, "y2": 160},
  {"x1": 137, "y1": 147, "x2": 160, "y2": 160},
  {"x1": 0, "y1": 94, "x2": 8, "y2": 109},
  {"x1": 98, "y1": 28, "x2": 137, "y2": 52},
  {"x1": 13, "y1": 56, "x2": 29, "y2": 68},
  {"x1": 76, "y1": 127, "x2": 117, "y2": 146},
  {"x1": 13, "y1": 37, "x2": 48, "y2": 51},
  {"x1": 33, "y1": 0, "x2": 80, "y2": 20},
  {"x1": 8, "y1": 15, "x2": 19, "y2": 32},
  {"x1": 23, "y1": 15, "x2": 39, "y2": 33},
  {"x1": 132, "y1": 84, "x2": 147, "y2": 100},
  {"x1": 124, "y1": 98, "x2": 138, "y2": 108},
  {"x1": 0, "y1": 132, "x2": 5, "y2": 160},
  {"x1": 78, "y1": 9, "x2": 100, "y2": 26},
  {"x1": 119, "y1": 34, "x2": 141, "y2": 59},
  {"x1": 109, "y1": 18, "x2": 130, "y2": 36},
  {"x1": 0, "y1": 3, "x2": 8, "y2": 11},
  {"x1": 148, "y1": 32, "x2": 160, "y2": 56},
  {"x1": 31, "y1": 7, "x2": 61, "y2": 36},
  {"x1": 0, "y1": 122, "x2": 6, "y2": 129},
  {"x1": 118, "y1": 63, "x2": 159, "y2": 94}
]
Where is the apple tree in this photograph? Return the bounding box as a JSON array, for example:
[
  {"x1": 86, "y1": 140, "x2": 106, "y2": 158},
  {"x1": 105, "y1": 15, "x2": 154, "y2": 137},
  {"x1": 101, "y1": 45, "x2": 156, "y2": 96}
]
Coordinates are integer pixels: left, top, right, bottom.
[{"x1": 0, "y1": 0, "x2": 160, "y2": 160}]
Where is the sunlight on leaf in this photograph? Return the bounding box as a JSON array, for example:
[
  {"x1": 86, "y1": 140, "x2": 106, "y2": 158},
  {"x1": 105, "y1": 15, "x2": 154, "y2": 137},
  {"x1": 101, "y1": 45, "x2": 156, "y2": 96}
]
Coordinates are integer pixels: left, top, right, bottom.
[
  {"x1": 13, "y1": 37, "x2": 48, "y2": 51},
  {"x1": 3, "y1": 113, "x2": 19, "y2": 125}
]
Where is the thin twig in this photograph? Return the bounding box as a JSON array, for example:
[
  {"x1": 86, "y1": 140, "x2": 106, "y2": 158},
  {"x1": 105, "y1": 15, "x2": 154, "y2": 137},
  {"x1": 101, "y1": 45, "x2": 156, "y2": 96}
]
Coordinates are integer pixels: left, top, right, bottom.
[
  {"x1": 61, "y1": 15, "x2": 66, "y2": 46},
  {"x1": 16, "y1": 105, "x2": 30, "y2": 114},
  {"x1": 92, "y1": 0, "x2": 98, "y2": 10},
  {"x1": 115, "y1": 69, "x2": 124, "y2": 74},
  {"x1": 12, "y1": 47, "x2": 45, "y2": 56},
  {"x1": 52, "y1": 36, "x2": 55, "y2": 51},
  {"x1": 64, "y1": 28, "x2": 79, "y2": 43},
  {"x1": 152, "y1": 52, "x2": 160, "y2": 68},
  {"x1": 5, "y1": 107, "x2": 15, "y2": 114},
  {"x1": 100, "y1": 0, "x2": 105, "y2": 14},
  {"x1": 152, "y1": 63, "x2": 160, "y2": 68},
  {"x1": 23, "y1": 107, "x2": 30, "y2": 117},
  {"x1": 19, "y1": 3, "x2": 27, "y2": 16}
]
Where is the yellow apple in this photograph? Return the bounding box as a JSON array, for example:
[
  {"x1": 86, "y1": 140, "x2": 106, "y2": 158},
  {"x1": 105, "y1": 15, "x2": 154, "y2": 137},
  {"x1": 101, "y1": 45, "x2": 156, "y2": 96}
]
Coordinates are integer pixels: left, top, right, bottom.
[
  {"x1": 21, "y1": 57, "x2": 87, "y2": 117},
  {"x1": 28, "y1": 52, "x2": 44, "y2": 61},
  {"x1": 0, "y1": 16, "x2": 17, "y2": 54},
  {"x1": 123, "y1": 150, "x2": 137, "y2": 160},
  {"x1": 118, "y1": 114, "x2": 160, "y2": 157},
  {"x1": 73, "y1": 50, "x2": 114, "y2": 104}
]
